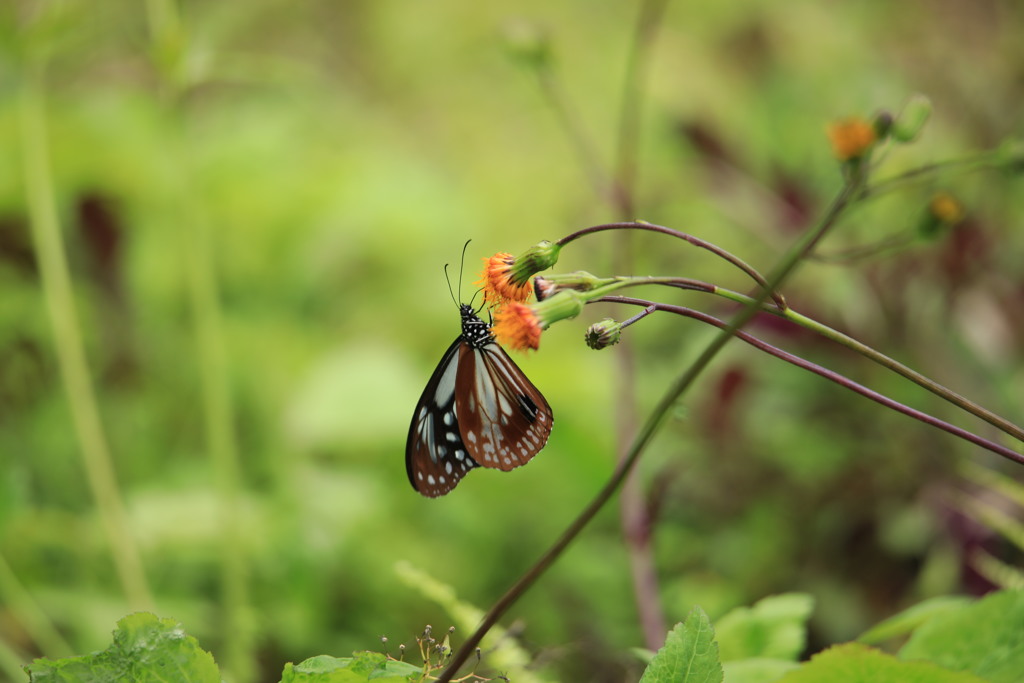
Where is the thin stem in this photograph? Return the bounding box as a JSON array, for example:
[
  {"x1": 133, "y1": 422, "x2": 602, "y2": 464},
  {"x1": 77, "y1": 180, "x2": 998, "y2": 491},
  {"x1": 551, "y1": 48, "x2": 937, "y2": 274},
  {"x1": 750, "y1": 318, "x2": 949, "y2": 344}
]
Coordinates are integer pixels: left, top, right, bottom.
[
  {"x1": 438, "y1": 164, "x2": 864, "y2": 683},
  {"x1": 19, "y1": 66, "x2": 153, "y2": 610},
  {"x1": 858, "y1": 149, "x2": 1005, "y2": 201},
  {"x1": 710, "y1": 289, "x2": 1024, "y2": 445},
  {"x1": 556, "y1": 221, "x2": 788, "y2": 309},
  {"x1": 533, "y1": 54, "x2": 616, "y2": 205},
  {"x1": 178, "y1": 147, "x2": 251, "y2": 683},
  {"x1": 144, "y1": 3, "x2": 253, "y2": 680},
  {"x1": 600, "y1": 296, "x2": 1024, "y2": 465},
  {"x1": 0, "y1": 637, "x2": 29, "y2": 683},
  {"x1": 613, "y1": 0, "x2": 672, "y2": 217},
  {"x1": 0, "y1": 552, "x2": 73, "y2": 657},
  {"x1": 612, "y1": 0, "x2": 673, "y2": 649},
  {"x1": 788, "y1": 309, "x2": 1024, "y2": 443},
  {"x1": 619, "y1": 305, "x2": 658, "y2": 330},
  {"x1": 592, "y1": 274, "x2": 1024, "y2": 445},
  {"x1": 807, "y1": 231, "x2": 917, "y2": 264}
]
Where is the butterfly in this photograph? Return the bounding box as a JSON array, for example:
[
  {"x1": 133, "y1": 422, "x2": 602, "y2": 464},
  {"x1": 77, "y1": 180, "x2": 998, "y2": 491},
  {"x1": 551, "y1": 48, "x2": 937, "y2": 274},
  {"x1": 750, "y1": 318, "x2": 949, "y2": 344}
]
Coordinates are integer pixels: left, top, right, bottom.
[{"x1": 406, "y1": 303, "x2": 553, "y2": 497}]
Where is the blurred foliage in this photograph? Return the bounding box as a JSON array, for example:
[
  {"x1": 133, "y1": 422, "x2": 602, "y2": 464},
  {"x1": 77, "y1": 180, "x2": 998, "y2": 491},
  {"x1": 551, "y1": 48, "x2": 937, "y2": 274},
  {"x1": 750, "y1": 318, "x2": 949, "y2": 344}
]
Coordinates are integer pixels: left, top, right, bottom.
[{"x1": 1, "y1": 0, "x2": 1023, "y2": 682}]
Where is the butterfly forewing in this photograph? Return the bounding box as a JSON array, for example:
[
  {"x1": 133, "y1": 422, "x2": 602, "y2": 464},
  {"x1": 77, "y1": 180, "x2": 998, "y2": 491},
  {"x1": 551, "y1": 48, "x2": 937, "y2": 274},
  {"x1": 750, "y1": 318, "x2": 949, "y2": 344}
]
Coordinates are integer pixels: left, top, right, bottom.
[
  {"x1": 406, "y1": 339, "x2": 480, "y2": 497},
  {"x1": 406, "y1": 304, "x2": 553, "y2": 497},
  {"x1": 455, "y1": 342, "x2": 552, "y2": 471}
]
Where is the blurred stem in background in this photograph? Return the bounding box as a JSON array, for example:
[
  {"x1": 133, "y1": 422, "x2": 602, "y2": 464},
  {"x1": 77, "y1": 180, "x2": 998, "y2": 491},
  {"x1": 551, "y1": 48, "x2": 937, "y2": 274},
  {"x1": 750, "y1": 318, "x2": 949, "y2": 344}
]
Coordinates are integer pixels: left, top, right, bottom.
[
  {"x1": 0, "y1": 550, "x2": 73, "y2": 679},
  {"x1": 18, "y1": 63, "x2": 153, "y2": 611},
  {"x1": 610, "y1": 0, "x2": 674, "y2": 651},
  {"x1": 144, "y1": 1, "x2": 254, "y2": 681},
  {"x1": 516, "y1": 0, "x2": 676, "y2": 650}
]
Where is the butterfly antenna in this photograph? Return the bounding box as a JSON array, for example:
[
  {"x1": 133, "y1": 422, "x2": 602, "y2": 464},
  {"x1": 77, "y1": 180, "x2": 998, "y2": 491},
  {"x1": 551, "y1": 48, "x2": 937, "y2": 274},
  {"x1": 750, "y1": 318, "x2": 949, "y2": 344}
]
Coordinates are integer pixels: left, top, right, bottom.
[
  {"x1": 458, "y1": 239, "x2": 472, "y2": 302},
  {"x1": 469, "y1": 288, "x2": 485, "y2": 314},
  {"x1": 443, "y1": 240, "x2": 473, "y2": 308},
  {"x1": 443, "y1": 263, "x2": 458, "y2": 307}
]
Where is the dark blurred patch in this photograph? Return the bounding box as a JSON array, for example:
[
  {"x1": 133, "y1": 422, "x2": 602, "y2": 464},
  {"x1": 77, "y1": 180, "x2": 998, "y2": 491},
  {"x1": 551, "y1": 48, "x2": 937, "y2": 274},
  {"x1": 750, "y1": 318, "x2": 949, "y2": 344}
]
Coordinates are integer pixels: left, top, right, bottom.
[
  {"x1": 0, "y1": 214, "x2": 49, "y2": 422},
  {"x1": 78, "y1": 192, "x2": 124, "y2": 300},
  {"x1": 0, "y1": 336, "x2": 50, "y2": 424},
  {"x1": 940, "y1": 479, "x2": 1024, "y2": 596},
  {"x1": 768, "y1": 164, "x2": 814, "y2": 232},
  {"x1": 676, "y1": 121, "x2": 816, "y2": 233},
  {"x1": 677, "y1": 120, "x2": 737, "y2": 170},
  {"x1": 1000, "y1": 280, "x2": 1024, "y2": 348},
  {"x1": 0, "y1": 214, "x2": 36, "y2": 276},
  {"x1": 701, "y1": 364, "x2": 749, "y2": 444},
  {"x1": 720, "y1": 17, "x2": 774, "y2": 79},
  {"x1": 75, "y1": 191, "x2": 138, "y2": 385},
  {"x1": 938, "y1": 217, "x2": 990, "y2": 292}
]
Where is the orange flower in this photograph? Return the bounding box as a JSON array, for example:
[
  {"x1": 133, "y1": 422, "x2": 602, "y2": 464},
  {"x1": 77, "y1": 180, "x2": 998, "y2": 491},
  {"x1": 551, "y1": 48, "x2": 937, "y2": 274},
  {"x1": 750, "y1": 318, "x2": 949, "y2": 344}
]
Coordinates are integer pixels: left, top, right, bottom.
[
  {"x1": 826, "y1": 117, "x2": 877, "y2": 161},
  {"x1": 492, "y1": 302, "x2": 544, "y2": 351},
  {"x1": 476, "y1": 242, "x2": 562, "y2": 304},
  {"x1": 477, "y1": 253, "x2": 533, "y2": 305}
]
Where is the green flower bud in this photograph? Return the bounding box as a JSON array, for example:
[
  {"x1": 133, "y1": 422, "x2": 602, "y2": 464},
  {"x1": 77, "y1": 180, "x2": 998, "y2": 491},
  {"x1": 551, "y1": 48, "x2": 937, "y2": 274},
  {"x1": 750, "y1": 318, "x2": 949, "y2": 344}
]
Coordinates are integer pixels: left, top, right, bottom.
[
  {"x1": 585, "y1": 318, "x2": 622, "y2": 350},
  {"x1": 892, "y1": 94, "x2": 932, "y2": 143}
]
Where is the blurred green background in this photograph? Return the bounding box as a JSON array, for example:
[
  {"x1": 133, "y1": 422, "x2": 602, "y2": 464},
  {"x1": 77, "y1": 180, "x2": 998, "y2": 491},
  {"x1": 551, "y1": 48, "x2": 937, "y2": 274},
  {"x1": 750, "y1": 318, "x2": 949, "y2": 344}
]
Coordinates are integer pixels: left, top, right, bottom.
[{"x1": 1, "y1": 1, "x2": 1023, "y2": 681}]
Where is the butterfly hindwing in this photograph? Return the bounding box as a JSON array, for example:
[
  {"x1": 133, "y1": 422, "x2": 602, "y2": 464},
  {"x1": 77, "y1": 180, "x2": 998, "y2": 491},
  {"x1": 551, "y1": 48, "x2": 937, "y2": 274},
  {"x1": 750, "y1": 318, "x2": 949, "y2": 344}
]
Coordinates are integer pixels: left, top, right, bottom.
[
  {"x1": 407, "y1": 303, "x2": 552, "y2": 497},
  {"x1": 455, "y1": 342, "x2": 552, "y2": 471},
  {"x1": 406, "y1": 338, "x2": 479, "y2": 497}
]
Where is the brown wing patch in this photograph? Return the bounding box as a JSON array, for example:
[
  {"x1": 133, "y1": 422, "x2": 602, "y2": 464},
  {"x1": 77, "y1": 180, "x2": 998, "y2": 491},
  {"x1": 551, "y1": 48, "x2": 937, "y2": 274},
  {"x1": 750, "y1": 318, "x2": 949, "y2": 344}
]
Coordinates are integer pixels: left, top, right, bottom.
[{"x1": 455, "y1": 343, "x2": 553, "y2": 472}]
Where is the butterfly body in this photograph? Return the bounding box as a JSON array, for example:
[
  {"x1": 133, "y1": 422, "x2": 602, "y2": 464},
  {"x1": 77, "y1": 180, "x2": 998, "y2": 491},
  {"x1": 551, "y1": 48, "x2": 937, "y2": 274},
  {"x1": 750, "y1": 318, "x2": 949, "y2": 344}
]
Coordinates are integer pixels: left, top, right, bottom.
[{"x1": 406, "y1": 304, "x2": 553, "y2": 497}]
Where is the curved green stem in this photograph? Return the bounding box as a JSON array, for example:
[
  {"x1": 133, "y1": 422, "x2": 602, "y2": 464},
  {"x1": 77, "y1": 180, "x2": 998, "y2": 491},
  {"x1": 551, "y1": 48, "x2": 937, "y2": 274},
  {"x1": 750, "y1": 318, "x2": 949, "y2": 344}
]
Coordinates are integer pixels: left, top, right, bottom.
[
  {"x1": 858, "y1": 148, "x2": 1006, "y2": 201},
  {"x1": 20, "y1": 66, "x2": 153, "y2": 611},
  {"x1": 556, "y1": 221, "x2": 788, "y2": 309},
  {"x1": 601, "y1": 296, "x2": 1024, "y2": 465},
  {"x1": 712, "y1": 289, "x2": 1024, "y2": 444},
  {"x1": 560, "y1": 272, "x2": 1024, "y2": 446}
]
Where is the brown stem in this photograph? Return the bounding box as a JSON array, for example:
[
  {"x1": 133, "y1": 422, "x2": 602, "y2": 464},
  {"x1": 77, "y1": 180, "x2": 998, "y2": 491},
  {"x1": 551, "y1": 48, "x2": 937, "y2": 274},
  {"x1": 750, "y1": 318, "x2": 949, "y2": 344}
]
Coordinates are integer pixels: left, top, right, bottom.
[
  {"x1": 600, "y1": 296, "x2": 1024, "y2": 466},
  {"x1": 557, "y1": 221, "x2": 788, "y2": 310}
]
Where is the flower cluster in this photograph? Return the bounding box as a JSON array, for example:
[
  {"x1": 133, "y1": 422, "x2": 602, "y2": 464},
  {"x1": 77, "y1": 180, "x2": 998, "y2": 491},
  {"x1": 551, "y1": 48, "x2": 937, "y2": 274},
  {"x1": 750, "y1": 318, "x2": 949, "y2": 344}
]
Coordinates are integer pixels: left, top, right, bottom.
[{"x1": 476, "y1": 241, "x2": 578, "y2": 351}]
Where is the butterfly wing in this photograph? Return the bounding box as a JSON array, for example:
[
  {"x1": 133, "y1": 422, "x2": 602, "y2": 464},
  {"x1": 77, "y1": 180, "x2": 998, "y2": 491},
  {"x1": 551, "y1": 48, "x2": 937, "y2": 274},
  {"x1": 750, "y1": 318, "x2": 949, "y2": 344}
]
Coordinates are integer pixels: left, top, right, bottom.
[
  {"x1": 406, "y1": 338, "x2": 480, "y2": 497},
  {"x1": 455, "y1": 341, "x2": 553, "y2": 471}
]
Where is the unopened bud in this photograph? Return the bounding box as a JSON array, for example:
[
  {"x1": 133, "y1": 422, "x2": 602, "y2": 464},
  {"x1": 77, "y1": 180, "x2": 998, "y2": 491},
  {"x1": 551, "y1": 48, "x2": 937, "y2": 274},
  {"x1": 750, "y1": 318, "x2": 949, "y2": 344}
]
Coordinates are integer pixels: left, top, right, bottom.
[
  {"x1": 872, "y1": 110, "x2": 894, "y2": 139},
  {"x1": 502, "y1": 20, "x2": 551, "y2": 68},
  {"x1": 892, "y1": 94, "x2": 932, "y2": 143},
  {"x1": 585, "y1": 318, "x2": 622, "y2": 350}
]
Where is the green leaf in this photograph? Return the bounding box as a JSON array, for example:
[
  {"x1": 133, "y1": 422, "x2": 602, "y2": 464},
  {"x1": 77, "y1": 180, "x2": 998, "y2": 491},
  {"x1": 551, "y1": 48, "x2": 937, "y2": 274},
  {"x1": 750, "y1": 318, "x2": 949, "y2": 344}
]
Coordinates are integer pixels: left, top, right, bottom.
[
  {"x1": 280, "y1": 653, "x2": 421, "y2": 682},
  {"x1": 776, "y1": 643, "x2": 987, "y2": 683},
  {"x1": 899, "y1": 589, "x2": 1024, "y2": 683},
  {"x1": 857, "y1": 595, "x2": 972, "y2": 645},
  {"x1": 25, "y1": 612, "x2": 219, "y2": 683},
  {"x1": 715, "y1": 593, "x2": 814, "y2": 662},
  {"x1": 722, "y1": 658, "x2": 800, "y2": 683},
  {"x1": 640, "y1": 607, "x2": 723, "y2": 683}
]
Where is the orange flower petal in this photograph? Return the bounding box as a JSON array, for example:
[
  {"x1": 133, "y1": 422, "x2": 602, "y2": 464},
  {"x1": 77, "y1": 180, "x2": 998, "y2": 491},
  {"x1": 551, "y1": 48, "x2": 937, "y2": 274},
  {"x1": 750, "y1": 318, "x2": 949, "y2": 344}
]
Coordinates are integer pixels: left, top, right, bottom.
[
  {"x1": 492, "y1": 302, "x2": 543, "y2": 351},
  {"x1": 476, "y1": 253, "x2": 533, "y2": 304},
  {"x1": 826, "y1": 118, "x2": 877, "y2": 161}
]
